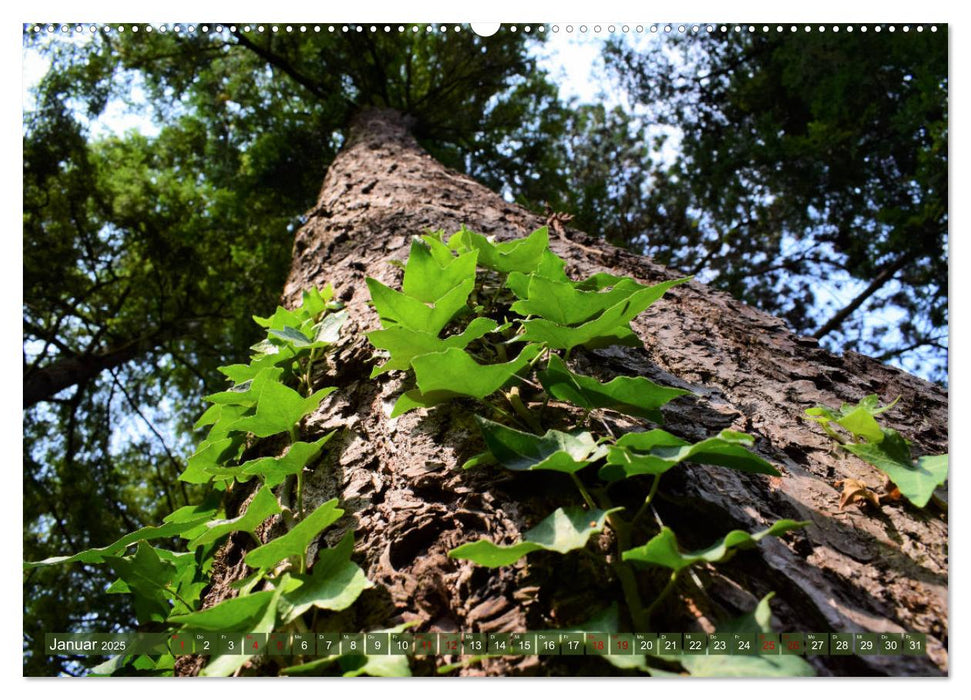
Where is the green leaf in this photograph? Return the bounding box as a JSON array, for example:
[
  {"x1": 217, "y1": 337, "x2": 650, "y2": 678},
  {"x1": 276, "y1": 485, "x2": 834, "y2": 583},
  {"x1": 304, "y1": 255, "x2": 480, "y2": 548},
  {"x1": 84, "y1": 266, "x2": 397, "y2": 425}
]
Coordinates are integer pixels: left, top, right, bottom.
[
  {"x1": 449, "y1": 507, "x2": 621, "y2": 567},
  {"x1": 205, "y1": 435, "x2": 334, "y2": 487},
  {"x1": 512, "y1": 276, "x2": 651, "y2": 326},
  {"x1": 244, "y1": 499, "x2": 343, "y2": 570},
  {"x1": 268, "y1": 325, "x2": 313, "y2": 347},
  {"x1": 806, "y1": 398, "x2": 947, "y2": 507},
  {"x1": 169, "y1": 589, "x2": 277, "y2": 632},
  {"x1": 197, "y1": 585, "x2": 285, "y2": 677},
  {"x1": 367, "y1": 317, "x2": 498, "y2": 377},
  {"x1": 217, "y1": 345, "x2": 299, "y2": 384},
  {"x1": 104, "y1": 542, "x2": 178, "y2": 623},
  {"x1": 538, "y1": 353, "x2": 691, "y2": 421},
  {"x1": 602, "y1": 429, "x2": 779, "y2": 480},
  {"x1": 242, "y1": 434, "x2": 334, "y2": 486},
  {"x1": 341, "y1": 653, "x2": 412, "y2": 678},
  {"x1": 366, "y1": 275, "x2": 473, "y2": 335},
  {"x1": 447, "y1": 225, "x2": 549, "y2": 273},
  {"x1": 311, "y1": 309, "x2": 348, "y2": 345},
  {"x1": 574, "y1": 271, "x2": 629, "y2": 291},
  {"x1": 229, "y1": 380, "x2": 335, "y2": 438},
  {"x1": 520, "y1": 277, "x2": 690, "y2": 351},
  {"x1": 506, "y1": 250, "x2": 570, "y2": 298},
  {"x1": 253, "y1": 305, "x2": 303, "y2": 330},
  {"x1": 24, "y1": 512, "x2": 214, "y2": 568},
  {"x1": 187, "y1": 485, "x2": 281, "y2": 549},
  {"x1": 180, "y1": 437, "x2": 238, "y2": 484},
  {"x1": 279, "y1": 532, "x2": 373, "y2": 623},
  {"x1": 555, "y1": 603, "x2": 652, "y2": 673},
  {"x1": 474, "y1": 416, "x2": 607, "y2": 473},
  {"x1": 622, "y1": 520, "x2": 808, "y2": 572},
  {"x1": 205, "y1": 367, "x2": 285, "y2": 406},
  {"x1": 402, "y1": 238, "x2": 478, "y2": 303},
  {"x1": 677, "y1": 593, "x2": 815, "y2": 677},
  {"x1": 281, "y1": 622, "x2": 416, "y2": 677},
  {"x1": 411, "y1": 344, "x2": 542, "y2": 400},
  {"x1": 844, "y1": 438, "x2": 947, "y2": 508}
]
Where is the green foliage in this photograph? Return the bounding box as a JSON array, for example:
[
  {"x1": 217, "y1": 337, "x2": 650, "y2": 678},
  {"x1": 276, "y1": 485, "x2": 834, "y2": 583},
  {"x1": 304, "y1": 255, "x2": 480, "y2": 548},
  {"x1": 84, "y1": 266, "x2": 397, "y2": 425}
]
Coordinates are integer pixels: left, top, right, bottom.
[
  {"x1": 538, "y1": 353, "x2": 691, "y2": 422},
  {"x1": 602, "y1": 430, "x2": 779, "y2": 480},
  {"x1": 604, "y1": 30, "x2": 948, "y2": 381},
  {"x1": 366, "y1": 227, "x2": 810, "y2": 675},
  {"x1": 675, "y1": 594, "x2": 815, "y2": 677},
  {"x1": 622, "y1": 521, "x2": 808, "y2": 573},
  {"x1": 470, "y1": 416, "x2": 607, "y2": 473},
  {"x1": 22, "y1": 28, "x2": 569, "y2": 671},
  {"x1": 24, "y1": 288, "x2": 386, "y2": 677},
  {"x1": 449, "y1": 507, "x2": 620, "y2": 567},
  {"x1": 806, "y1": 396, "x2": 948, "y2": 507}
]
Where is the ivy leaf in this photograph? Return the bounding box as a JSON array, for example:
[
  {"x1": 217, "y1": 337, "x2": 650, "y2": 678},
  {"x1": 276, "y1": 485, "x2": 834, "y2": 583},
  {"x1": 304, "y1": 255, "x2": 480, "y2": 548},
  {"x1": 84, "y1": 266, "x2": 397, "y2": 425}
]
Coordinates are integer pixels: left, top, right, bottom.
[
  {"x1": 169, "y1": 590, "x2": 277, "y2": 632},
  {"x1": 622, "y1": 520, "x2": 807, "y2": 572},
  {"x1": 538, "y1": 353, "x2": 691, "y2": 422},
  {"x1": 240, "y1": 434, "x2": 334, "y2": 487},
  {"x1": 311, "y1": 309, "x2": 348, "y2": 345},
  {"x1": 217, "y1": 345, "x2": 298, "y2": 384},
  {"x1": 448, "y1": 507, "x2": 621, "y2": 567},
  {"x1": 574, "y1": 271, "x2": 628, "y2": 291},
  {"x1": 297, "y1": 285, "x2": 335, "y2": 318},
  {"x1": 205, "y1": 367, "x2": 285, "y2": 407},
  {"x1": 197, "y1": 585, "x2": 286, "y2": 677},
  {"x1": 267, "y1": 325, "x2": 315, "y2": 348},
  {"x1": 180, "y1": 437, "x2": 239, "y2": 484},
  {"x1": 340, "y1": 653, "x2": 412, "y2": 678},
  {"x1": 389, "y1": 388, "x2": 450, "y2": 417},
  {"x1": 420, "y1": 231, "x2": 460, "y2": 266},
  {"x1": 506, "y1": 250, "x2": 570, "y2": 298},
  {"x1": 281, "y1": 622, "x2": 416, "y2": 677},
  {"x1": 244, "y1": 499, "x2": 343, "y2": 571},
  {"x1": 187, "y1": 485, "x2": 281, "y2": 549},
  {"x1": 162, "y1": 497, "x2": 223, "y2": 540},
  {"x1": 279, "y1": 532, "x2": 373, "y2": 623},
  {"x1": 677, "y1": 594, "x2": 815, "y2": 677},
  {"x1": 402, "y1": 238, "x2": 479, "y2": 303},
  {"x1": 24, "y1": 512, "x2": 214, "y2": 568},
  {"x1": 253, "y1": 305, "x2": 303, "y2": 330},
  {"x1": 447, "y1": 225, "x2": 549, "y2": 273},
  {"x1": 103, "y1": 542, "x2": 178, "y2": 624},
  {"x1": 843, "y1": 437, "x2": 947, "y2": 508},
  {"x1": 511, "y1": 276, "x2": 651, "y2": 326},
  {"x1": 366, "y1": 275, "x2": 473, "y2": 335},
  {"x1": 204, "y1": 435, "x2": 335, "y2": 487},
  {"x1": 411, "y1": 344, "x2": 542, "y2": 400},
  {"x1": 602, "y1": 429, "x2": 779, "y2": 480},
  {"x1": 560, "y1": 603, "x2": 653, "y2": 673},
  {"x1": 806, "y1": 398, "x2": 947, "y2": 507},
  {"x1": 367, "y1": 317, "x2": 499, "y2": 377},
  {"x1": 474, "y1": 416, "x2": 607, "y2": 473},
  {"x1": 229, "y1": 381, "x2": 335, "y2": 438},
  {"x1": 520, "y1": 277, "x2": 690, "y2": 351}
]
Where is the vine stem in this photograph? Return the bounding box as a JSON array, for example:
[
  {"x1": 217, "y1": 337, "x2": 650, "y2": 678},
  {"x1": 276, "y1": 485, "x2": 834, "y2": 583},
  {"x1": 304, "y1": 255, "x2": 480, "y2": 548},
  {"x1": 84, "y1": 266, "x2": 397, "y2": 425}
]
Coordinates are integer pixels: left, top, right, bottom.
[
  {"x1": 632, "y1": 475, "x2": 662, "y2": 525},
  {"x1": 570, "y1": 473, "x2": 597, "y2": 511},
  {"x1": 289, "y1": 426, "x2": 304, "y2": 519},
  {"x1": 642, "y1": 571, "x2": 680, "y2": 623},
  {"x1": 606, "y1": 513, "x2": 648, "y2": 632}
]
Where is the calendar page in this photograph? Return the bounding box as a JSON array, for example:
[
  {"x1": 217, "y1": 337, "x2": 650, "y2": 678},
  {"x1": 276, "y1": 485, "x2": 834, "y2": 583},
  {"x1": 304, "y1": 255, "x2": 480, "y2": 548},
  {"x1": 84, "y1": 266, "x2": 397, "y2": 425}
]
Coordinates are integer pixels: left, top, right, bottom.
[{"x1": 22, "y1": 7, "x2": 949, "y2": 680}]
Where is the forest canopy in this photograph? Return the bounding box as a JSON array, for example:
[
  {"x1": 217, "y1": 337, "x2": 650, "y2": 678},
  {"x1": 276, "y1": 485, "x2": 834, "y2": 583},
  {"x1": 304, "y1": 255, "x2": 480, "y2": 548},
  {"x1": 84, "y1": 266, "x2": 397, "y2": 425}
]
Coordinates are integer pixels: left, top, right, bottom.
[{"x1": 22, "y1": 24, "x2": 947, "y2": 675}]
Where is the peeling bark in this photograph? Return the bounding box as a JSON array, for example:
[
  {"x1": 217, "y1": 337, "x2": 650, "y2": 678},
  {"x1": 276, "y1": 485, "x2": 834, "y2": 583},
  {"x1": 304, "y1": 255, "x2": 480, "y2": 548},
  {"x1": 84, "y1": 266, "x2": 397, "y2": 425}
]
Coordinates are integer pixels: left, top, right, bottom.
[{"x1": 200, "y1": 108, "x2": 947, "y2": 677}]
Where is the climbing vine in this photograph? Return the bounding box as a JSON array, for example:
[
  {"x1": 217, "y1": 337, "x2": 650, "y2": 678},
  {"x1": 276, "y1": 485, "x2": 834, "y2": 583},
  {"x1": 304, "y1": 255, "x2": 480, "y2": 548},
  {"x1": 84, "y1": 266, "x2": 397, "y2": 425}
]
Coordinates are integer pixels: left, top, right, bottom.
[
  {"x1": 26, "y1": 225, "x2": 862, "y2": 678},
  {"x1": 367, "y1": 225, "x2": 813, "y2": 675},
  {"x1": 25, "y1": 286, "x2": 406, "y2": 677}
]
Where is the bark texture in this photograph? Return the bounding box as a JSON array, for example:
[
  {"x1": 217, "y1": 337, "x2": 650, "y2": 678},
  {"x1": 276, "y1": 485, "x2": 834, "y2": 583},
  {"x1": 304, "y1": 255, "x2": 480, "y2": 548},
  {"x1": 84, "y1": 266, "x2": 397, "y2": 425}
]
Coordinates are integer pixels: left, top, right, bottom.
[{"x1": 214, "y1": 108, "x2": 949, "y2": 676}]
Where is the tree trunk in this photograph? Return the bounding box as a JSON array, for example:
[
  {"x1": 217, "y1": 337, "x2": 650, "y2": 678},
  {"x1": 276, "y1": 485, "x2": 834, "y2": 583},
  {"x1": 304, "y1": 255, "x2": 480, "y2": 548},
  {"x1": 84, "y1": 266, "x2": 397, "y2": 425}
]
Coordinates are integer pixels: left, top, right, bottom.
[{"x1": 206, "y1": 108, "x2": 948, "y2": 677}]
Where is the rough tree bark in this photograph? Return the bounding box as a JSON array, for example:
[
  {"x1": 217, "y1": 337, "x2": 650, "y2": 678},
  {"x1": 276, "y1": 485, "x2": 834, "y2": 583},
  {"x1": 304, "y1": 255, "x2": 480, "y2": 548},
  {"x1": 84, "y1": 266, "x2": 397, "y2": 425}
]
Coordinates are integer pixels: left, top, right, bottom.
[{"x1": 199, "y1": 108, "x2": 948, "y2": 677}]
